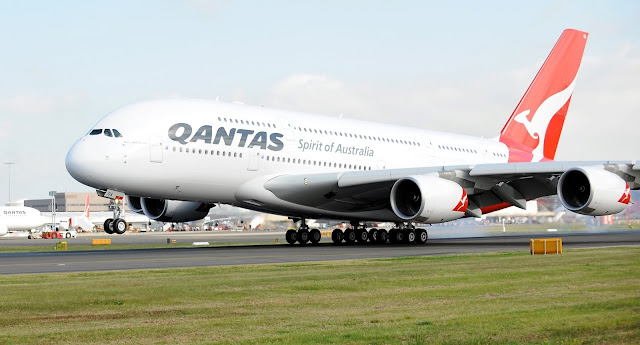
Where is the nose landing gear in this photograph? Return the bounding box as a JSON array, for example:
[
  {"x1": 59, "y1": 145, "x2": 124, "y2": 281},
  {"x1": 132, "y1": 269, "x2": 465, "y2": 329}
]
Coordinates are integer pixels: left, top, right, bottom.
[{"x1": 100, "y1": 190, "x2": 129, "y2": 235}]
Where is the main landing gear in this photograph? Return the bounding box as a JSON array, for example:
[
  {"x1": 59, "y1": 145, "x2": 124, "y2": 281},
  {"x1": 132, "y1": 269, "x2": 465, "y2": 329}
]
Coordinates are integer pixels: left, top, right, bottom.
[
  {"x1": 103, "y1": 195, "x2": 129, "y2": 235},
  {"x1": 285, "y1": 220, "x2": 428, "y2": 246},
  {"x1": 285, "y1": 219, "x2": 322, "y2": 245}
]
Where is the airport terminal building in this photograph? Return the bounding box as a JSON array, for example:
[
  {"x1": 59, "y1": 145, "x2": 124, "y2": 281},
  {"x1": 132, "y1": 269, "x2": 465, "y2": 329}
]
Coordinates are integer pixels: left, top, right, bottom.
[{"x1": 24, "y1": 192, "x2": 132, "y2": 212}]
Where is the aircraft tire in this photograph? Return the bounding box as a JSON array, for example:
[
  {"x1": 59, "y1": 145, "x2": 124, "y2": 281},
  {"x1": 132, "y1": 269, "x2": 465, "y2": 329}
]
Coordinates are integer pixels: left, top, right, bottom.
[
  {"x1": 344, "y1": 229, "x2": 356, "y2": 244},
  {"x1": 113, "y1": 218, "x2": 127, "y2": 234},
  {"x1": 388, "y1": 229, "x2": 397, "y2": 244},
  {"x1": 406, "y1": 230, "x2": 416, "y2": 244},
  {"x1": 331, "y1": 229, "x2": 343, "y2": 244},
  {"x1": 309, "y1": 229, "x2": 321, "y2": 244},
  {"x1": 66, "y1": 232, "x2": 71, "y2": 238},
  {"x1": 298, "y1": 229, "x2": 309, "y2": 245},
  {"x1": 355, "y1": 229, "x2": 368, "y2": 244},
  {"x1": 416, "y1": 228, "x2": 428, "y2": 244},
  {"x1": 377, "y1": 229, "x2": 388, "y2": 244},
  {"x1": 368, "y1": 228, "x2": 378, "y2": 243},
  {"x1": 285, "y1": 229, "x2": 297, "y2": 244},
  {"x1": 393, "y1": 229, "x2": 405, "y2": 243},
  {"x1": 104, "y1": 219, "x2": 114, "y2": 234}
]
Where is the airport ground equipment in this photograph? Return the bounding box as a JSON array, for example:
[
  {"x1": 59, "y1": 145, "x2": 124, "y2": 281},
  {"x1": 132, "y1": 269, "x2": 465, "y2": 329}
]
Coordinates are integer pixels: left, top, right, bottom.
[
  {"x1": 92, "y1": 239, "x2": 111, "y2": 245},
  {"x1": 530, "y1": 238, "x2": 562, "y2": 255}
]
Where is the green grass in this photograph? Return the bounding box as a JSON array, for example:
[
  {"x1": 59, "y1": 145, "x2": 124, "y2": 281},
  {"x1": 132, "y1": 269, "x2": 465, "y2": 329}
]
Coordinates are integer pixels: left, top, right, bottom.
[{"x1": 1, "y1": 247, "x2": 638, "y2": 344}]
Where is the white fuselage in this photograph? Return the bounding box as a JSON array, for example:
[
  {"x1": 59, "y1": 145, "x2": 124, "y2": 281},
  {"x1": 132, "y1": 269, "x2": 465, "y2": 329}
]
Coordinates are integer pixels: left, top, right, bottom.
[
  {"x1": 66, "y1": 99, "x2": 509, "y2": 220},
  {"x1": 0, "y1": 207, "x2": 48, "y2": 235}
]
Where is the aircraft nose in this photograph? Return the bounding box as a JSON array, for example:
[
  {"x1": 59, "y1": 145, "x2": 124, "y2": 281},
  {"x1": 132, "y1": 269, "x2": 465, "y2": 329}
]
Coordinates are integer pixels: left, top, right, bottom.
[{"x1": 65, "y1": 138, "x2": 101, "y2": 188}]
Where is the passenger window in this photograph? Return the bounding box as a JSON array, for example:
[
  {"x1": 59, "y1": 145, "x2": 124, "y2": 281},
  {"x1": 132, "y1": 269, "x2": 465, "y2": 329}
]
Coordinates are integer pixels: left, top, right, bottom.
[
  {"x1": 104, "y1": 129, "x2": 113, "y2": 137},
  {"x1": 89, "y1": 129, "x2": 102, "y2": 135}
]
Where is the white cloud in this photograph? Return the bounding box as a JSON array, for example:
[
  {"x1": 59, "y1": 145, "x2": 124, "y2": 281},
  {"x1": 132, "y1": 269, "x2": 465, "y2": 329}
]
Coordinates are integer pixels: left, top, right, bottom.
[
  {"x1": 269, "y1": 73, "x2": 375, "y2": 118},
  {"x1": 268, "y1": 42, "x2": 640, "y2": 162},
  {"x1": 0, "y1": 92, "x2": 83, "y2": 116}
]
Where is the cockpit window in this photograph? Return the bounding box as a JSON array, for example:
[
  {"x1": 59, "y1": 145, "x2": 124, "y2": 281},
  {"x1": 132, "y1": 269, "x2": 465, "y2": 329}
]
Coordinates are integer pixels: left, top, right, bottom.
[
  {"x1": 113, "y1": 129, "x2": 122, "y2": 137},
  {"x1": 104, "y1": 129, "x2": 113, "y2": 137},
  {"x1": 90, "y1": 129, "x2": 102, "y2": 135}
]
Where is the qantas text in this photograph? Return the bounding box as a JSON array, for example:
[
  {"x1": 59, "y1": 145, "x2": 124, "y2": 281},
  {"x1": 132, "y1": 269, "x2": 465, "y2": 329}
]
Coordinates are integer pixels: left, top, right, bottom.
[{"x1": 168, "y1": 123, "x2": 284, "y2": 151}]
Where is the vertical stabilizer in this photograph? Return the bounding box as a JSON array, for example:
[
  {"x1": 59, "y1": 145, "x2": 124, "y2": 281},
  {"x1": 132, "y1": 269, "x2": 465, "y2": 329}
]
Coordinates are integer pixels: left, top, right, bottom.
[
  {"x1": 84, "y1": 194, "x2": 90, "y2": 218},
  {"x1": 499, "y1": 29, "x2": 588, "y2": 162}
]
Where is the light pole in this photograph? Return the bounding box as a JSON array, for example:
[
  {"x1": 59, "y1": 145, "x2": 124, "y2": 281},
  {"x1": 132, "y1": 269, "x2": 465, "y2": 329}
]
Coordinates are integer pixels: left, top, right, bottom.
[
  {"x1": 4, "y1": 162, "x2": 14, "y2": 205},
  {"x1": 49, "y1": 191, "x2": 57, "y2": 231}
]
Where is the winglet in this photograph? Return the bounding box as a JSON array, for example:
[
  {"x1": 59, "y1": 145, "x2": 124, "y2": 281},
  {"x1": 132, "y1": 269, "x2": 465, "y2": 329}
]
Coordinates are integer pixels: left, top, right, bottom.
[{"x1": 499, "y1": 29, "x2": 588, "y2": 162}]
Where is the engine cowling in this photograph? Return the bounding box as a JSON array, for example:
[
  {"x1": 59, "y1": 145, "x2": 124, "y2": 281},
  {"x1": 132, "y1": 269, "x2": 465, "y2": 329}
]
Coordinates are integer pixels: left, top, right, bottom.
[
  {"x1": 390, "y1": 175, "x2": 468, "y2": 224},
  {"x1": 0, "y1": 223, "x2": 7, "y2": 236},
  {"x1": 126, "y1": 196, "x2": 144, "y2": 215},
  {"x1": 557, "y1": 166, "x2": 631, "y2": 216},
  {"x1": 141, "y1": 198, "x2": 212, "y2": 222}
]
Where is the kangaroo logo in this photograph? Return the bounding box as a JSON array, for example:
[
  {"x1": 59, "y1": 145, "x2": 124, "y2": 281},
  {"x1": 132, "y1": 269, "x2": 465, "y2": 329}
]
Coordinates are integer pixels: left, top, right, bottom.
[
  {"x1": 452, "y1": 190, "x2": 468, "y2": 212},
  {"x1": 512, "y1": 80, "x2": 576, "y2": 162},
  {"x1": 618, "y1": 184, "x2": 631, "y2": 204}
]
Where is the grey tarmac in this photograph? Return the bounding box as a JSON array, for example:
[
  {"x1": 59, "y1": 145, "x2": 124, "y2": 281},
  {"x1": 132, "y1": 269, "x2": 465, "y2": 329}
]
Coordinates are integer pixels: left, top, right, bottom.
[{"x1": 0, "y1": 231, "x2": 638, "y2": 275}]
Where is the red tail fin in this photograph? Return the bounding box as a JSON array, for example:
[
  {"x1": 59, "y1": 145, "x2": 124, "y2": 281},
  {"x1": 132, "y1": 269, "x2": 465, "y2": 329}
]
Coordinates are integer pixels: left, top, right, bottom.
[
  {"x1": 84, "y1": 194, "x2": 90, "y2": 218},
  {"x1": 499, "y1": 29, "x2": 588, "y2": 162}
]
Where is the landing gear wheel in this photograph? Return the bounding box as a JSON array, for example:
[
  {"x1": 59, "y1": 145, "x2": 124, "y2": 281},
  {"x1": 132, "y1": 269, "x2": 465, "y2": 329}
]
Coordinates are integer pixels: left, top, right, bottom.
[
  {"x1": 344, "y1": 229, "x2": 356, "y2": 244},
  {"x1": 368, "y1": 228, "x2": 378, "y2": 243},
  {"x1": 406, "y1": 229, "x2": 416, "y2": 244},
  {"x1": 298, "y1": 229, "x2": 310, "y2": 245},
  {"x1": 377, "y1": 229, "x2": 388, "y2": 244},
  {"x1": 285, "y1": 229, "x2": 298, "y2": 244},
  {"x1": 66, "y1": 232, "x2": 71, "y2": 238},
  {"x1": 388, "y1": 229, "x2": 397, "y2": 244},
  {"x1": 355, "y1": 229, "x2": 368, "y2": 244},
  {"x1": 113, "y1": 218, "x2": 128, "y2": 234},
  {"x1": 104, "y1": 219, "x2": 114, "y2": 234},
  {"x1": 416, "y1": 228, "x2": 428, "y2": 244},
  {"x1": 309, "y1": 229, "x2": 321, "y2": 245},
  {"x1": 331, "y1": 229, "x2": 344, "y2": 244},
  {"x1": 392, "y1": 229, "x2": 404, "y2": 243}
]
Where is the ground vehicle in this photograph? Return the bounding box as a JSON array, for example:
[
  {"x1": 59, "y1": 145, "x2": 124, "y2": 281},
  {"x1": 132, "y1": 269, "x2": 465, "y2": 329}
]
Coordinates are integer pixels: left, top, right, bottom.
[{"x1": 28, "y1": 230, "x2": 77, "y2": 239}]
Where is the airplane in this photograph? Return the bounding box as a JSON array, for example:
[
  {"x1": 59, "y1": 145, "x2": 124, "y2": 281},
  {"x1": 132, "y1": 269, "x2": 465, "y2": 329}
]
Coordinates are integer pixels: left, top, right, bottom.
[
  {"x1": 65, "y1": 29, "x2": 640, "y2": 245},
  {"x1": 0, "y1": 206, "x2": 48, "y2": 236}
]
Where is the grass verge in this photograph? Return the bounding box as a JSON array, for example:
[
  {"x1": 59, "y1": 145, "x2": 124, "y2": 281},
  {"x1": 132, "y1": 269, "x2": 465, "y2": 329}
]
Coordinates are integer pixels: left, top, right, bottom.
[{"x1": 0, "y1": 247, "x2": 638, "y2": 344}]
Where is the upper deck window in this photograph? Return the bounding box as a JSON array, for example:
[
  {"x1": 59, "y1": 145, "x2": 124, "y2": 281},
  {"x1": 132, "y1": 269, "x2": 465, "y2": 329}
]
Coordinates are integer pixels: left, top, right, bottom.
[{"x1": 90, "y1": 129, "x2": 102, "y2": 135}]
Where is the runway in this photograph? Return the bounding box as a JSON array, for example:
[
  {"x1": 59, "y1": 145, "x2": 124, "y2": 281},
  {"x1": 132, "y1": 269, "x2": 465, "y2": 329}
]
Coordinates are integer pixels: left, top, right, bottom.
[{"x1": 1, "y1": 231, "x2": 638, "y2": 275}]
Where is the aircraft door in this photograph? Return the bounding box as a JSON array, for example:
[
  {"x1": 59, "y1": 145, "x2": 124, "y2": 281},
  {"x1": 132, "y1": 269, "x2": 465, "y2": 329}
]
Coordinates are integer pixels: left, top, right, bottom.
[
  {"x1": 150, "y1": 137, "x2": 163, "y2": 163},
  {"x1": 279, "y1": 118, "x2": 295, "y2": 142},
  {"x1": 422, "y1": 137, "x2": 435, "y2": 156},
  {"x1": 247, "y1": 146, "x2": 260, "y2": 171}
]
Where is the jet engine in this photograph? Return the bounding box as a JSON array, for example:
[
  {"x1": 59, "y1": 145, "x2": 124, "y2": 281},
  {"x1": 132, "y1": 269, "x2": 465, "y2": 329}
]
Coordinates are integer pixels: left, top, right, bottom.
[
  {"x1": 0, "y1": 223, "x2": 7, "y2": 236},
  {"x1": 390, "y1": 175, "x2": 468, "y2": 223},
  {"x1": 557, "y1": 166, "x2": 630, "y2": 216},
  {"x1": 141, "y1": 198, "x2": 212, "y2": 222},
  {"x1": 126, "y1": 196, "x2": 144, "y2": 215}
]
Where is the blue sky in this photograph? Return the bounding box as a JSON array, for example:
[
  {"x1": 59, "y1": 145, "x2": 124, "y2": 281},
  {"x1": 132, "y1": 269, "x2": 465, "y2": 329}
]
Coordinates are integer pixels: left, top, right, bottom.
[{"x1": 0, "y1": 1, "x2": 638, "y2": 204}]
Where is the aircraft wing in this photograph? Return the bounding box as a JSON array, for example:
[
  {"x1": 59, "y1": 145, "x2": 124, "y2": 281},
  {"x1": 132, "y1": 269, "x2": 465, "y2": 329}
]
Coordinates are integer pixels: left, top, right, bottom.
[{"x1": 260, "y1": 161, "x2": 640, "y2": 219}]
